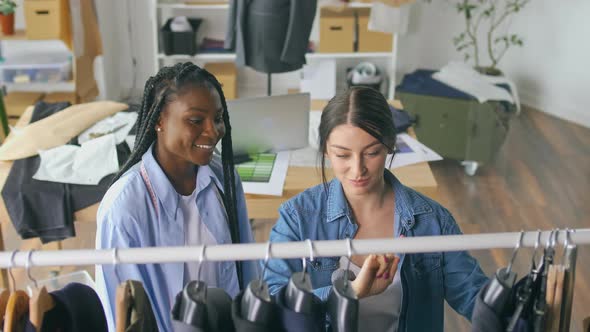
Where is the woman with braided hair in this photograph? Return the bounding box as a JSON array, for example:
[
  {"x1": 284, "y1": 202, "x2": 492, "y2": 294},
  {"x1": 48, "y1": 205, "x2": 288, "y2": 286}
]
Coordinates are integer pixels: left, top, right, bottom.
[{"x1": 95, "y1": 62, "x2": 258, "y2": 331}]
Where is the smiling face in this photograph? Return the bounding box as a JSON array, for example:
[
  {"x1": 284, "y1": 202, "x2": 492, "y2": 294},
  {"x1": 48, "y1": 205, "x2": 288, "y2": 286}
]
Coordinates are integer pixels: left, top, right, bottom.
[
  {"x1": 155, "y1": 85, "x2": 225, "y2": 167},
  {"x1": 326, "y1": 124, "x2": 389, "y2": 196}
]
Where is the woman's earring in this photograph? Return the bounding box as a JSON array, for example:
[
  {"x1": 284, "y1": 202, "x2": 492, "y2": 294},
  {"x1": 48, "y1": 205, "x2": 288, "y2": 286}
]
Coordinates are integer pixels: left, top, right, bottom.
[{"x1": 156, "y1": 127, "x2": 162, "y2": 132}]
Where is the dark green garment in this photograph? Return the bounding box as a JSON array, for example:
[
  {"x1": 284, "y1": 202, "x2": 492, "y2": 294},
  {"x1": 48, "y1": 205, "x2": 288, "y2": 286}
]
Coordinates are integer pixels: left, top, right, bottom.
[{"x1": 125, "y1": 280, "x2": 158, "y2": 332}]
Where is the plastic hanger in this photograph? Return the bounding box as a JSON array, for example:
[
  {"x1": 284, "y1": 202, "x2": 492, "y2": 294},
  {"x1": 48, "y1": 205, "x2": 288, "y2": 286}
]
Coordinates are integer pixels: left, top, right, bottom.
[
  {"x1": 327, "y1": 238, "x2": 359, "y2": 332},
  {"x1": 114, "y1": 248, "x2": 132, "y2": 332},
  {"x1": 4, "y1": 250, "x2": 30, "y2": 332},
  {"x1": 27, "y1": 250, "x2": 55, "y2": 332},
  {"x1": 507, "y1": 230, "x2": 544, "y2": 331},
  {"x1": 482, "y1": 230, "x2": 524, "y2": 314},
  {"x1": 240, "y1": 241, "x2": 274, "y2": 323},
  {"x1": 284, "y1": 239, "x2": 315, "y2": 314},
  {"x1": 178, "y1": 244, "x2": 209, "y2": 327}
]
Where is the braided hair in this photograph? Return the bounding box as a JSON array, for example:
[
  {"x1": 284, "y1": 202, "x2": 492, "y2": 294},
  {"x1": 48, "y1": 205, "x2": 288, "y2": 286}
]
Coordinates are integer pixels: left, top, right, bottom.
[{"x1": 112, "y1": 62, "x2": 242, "y2": 284}]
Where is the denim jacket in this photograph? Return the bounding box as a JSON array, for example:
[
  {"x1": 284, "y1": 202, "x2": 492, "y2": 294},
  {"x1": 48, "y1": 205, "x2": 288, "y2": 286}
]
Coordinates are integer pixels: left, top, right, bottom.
[{"x1": 264, "y1": 170, "x2": 488, "y2": 332}]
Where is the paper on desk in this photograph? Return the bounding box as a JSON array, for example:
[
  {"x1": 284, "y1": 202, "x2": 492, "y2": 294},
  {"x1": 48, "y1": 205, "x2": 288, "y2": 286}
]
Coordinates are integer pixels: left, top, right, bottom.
[
  {"x1": 237, "y1": 151, "x2": 290, "y2": 196},
  {"x1": 78, "y1": 112, "x2": 138, "y2": 144},
  {"x1": 33, "y1": 134, "x2": 119, "y2": 185}
]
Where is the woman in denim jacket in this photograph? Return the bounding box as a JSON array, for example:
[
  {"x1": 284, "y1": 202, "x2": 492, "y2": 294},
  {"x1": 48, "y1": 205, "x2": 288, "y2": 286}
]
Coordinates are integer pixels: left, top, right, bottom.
[{"x1": 264, "y1": 86, "x2": 488, "y2": 332}]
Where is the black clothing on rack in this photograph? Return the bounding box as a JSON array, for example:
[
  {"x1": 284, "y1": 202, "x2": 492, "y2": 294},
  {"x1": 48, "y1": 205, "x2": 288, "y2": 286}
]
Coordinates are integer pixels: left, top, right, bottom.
[
  {"x1": 274, "y1": 286, "x2": 325, "y2": 332},
  {"x1": 171, "y1": 287, "x2": 235, "y2": 332},
  {"x1": 1, "y1": 101, "x2": 131, "y2": 243},
  {"x1": 24, "y1": 282, "x2": 108, "y2": 332},
  {"x1": 231, "y1": 290, "x2": 284, "y2": 332}
]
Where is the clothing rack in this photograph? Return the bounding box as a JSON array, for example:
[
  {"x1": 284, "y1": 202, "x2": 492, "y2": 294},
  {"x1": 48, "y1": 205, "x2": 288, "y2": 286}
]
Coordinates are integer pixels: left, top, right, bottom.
[{"x1": 1, "y1": 228, "x2": 588, "y2": 269}]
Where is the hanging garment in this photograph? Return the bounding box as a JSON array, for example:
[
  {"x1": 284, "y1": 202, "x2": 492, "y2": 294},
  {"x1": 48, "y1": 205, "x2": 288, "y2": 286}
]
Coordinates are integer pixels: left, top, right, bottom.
[
  {"x1": 471, "y1": 281, "x2": 504, "y2": 332},
  {"x1": 543, "y1": 265, "x2": 558, "y2": 331},
  {"x1": 1, "y1": 102, "x2": 131, "y2": 243},
  {"x1": 171, "y1": 286, "x2": 234, "y2": 332},
  {"x1": 274, "y1": 285, "x2": 325, "y2": 332},
  {"x1": 231, "y1": 290, "x2": 284, "y2": 332},
  {"x1": 225, "y1": 0, "x2": 317, "y2": 73},
  {"x1": 23, "y1": 282, "x2": 107, "y2": 332},
  {"x1": 547, "y1": 266, "x2": 565, "y2": 332},
  {"x1": 118, "y1": 280, "x2": 158, "y2": 332},
  {"x1": 332, "y1": 256, "x2": 402, "y2": 332}
]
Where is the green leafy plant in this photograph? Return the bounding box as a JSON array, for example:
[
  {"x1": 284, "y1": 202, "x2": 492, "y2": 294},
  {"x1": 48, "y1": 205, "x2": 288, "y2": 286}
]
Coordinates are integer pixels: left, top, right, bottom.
[
  {"x1": 431, "y1": 0, "x2": 531, "y2": 75},
  {"x1": 0, "y1": 0, "x2": 17, "y2": 15}
]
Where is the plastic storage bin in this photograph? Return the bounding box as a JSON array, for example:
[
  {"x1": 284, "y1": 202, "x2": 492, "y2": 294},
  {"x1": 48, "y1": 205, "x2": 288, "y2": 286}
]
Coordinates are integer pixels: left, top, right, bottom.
[{"x1": 0, "y1": 54, "x2": 72, "y2": 83}]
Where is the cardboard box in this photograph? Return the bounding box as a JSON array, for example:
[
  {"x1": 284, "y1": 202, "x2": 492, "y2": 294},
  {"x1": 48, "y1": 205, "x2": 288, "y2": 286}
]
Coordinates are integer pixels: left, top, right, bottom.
[
  {"x1": 319, "y1": 7, "x2": 356, "y2": 53},
  {"x1": 204, "y1": 62, "x2": 237, "y2": 100},
  {"x1": 24, "y1": 0, "x2": 71, "y2": 42},
  {"x1": 356, "y1": 8, "x2": 393, "y2": 52}
]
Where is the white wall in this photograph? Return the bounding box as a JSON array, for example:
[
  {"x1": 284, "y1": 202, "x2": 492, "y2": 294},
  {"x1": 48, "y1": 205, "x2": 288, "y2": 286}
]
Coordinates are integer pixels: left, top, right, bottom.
[{"x1": 397, "y1": 0, "x2": 590, "y2": 127}]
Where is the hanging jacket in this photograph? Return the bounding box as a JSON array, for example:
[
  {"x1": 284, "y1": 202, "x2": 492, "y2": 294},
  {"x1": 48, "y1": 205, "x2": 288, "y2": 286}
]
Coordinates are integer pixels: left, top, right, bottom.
[{"x1": 225, "y1": 0, "x2": 317, "y2": 74}]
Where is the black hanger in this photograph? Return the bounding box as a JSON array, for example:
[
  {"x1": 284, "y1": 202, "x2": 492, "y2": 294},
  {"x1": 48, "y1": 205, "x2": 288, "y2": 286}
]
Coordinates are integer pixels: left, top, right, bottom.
[
  {"x1": 240, "y1": 241, "x2": 275, "y2": 323},
  {"x1": 178, "y1": 245, "x2": 208, "y2": 327},
  {"x1": 482, "y1": 231, "x2": 524, "y2": 314},
  {"x1": 327, "y1": 238, "x2": 359, "y2": 332},
  {"x1": 506, "y1": 230, "x2": 544, "y2": 331},
  {"x1": 284, "y1": 239, "x2": 315, "y2": 314}
]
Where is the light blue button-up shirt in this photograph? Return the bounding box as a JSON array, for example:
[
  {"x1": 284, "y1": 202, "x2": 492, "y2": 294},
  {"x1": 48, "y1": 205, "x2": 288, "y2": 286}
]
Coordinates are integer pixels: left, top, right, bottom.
[{"x1": 95, "y1": 144, "x2": 258, "y2": 332}]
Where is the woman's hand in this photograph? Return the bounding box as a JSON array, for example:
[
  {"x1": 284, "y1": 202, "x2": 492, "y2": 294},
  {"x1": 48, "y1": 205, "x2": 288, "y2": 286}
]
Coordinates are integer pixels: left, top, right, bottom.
[{"x1": 350, "y1": 254, "x2": 400, "y2": 299}]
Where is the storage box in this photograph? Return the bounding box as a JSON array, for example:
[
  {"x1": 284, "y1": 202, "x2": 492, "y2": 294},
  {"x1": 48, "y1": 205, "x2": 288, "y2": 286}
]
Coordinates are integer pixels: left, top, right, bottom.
[
  {"x1": 397, "y1": 70, "x2": 515, "y2": 165},
  {"x1": 356, "y1": 8, "x2": 393, "y2": 52},
  {"x1": 160, "y1": 17, "x2": 202, "y2": 55},
  {"x1": 204, "y1": 62, "x2": 237, "y2": 100},
  {"x1": 24, "y1": 0, "x2": 71, "y2": 41},
  {"x1": 319, "y1": 7, "x2": 356, "y2": 53},
  {"x1": 0, "y1": 58, "x2": 71, "y2": 83}
]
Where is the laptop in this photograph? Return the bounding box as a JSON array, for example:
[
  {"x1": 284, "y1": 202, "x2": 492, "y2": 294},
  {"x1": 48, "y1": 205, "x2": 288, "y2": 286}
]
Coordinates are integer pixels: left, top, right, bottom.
[{"x1": 225, "y1": 93, "x2": 310, "y2": 155}]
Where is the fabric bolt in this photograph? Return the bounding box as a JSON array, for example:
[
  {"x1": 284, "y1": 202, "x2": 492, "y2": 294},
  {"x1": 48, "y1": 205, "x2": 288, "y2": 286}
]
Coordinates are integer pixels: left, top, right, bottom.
[
  {"x1": 225, "y1": 0, "x2": 317, "y2": 73},
  {"x1": 1, "y1": 101, "x2": 131, "y2": 243},
  {"x1": 264, "y1": 170, "x2": 488, "y2": 332},
  {"x1": 336, "y1": 256, "x2": 402, "y2": 332},
  {"x1": 231, "y1": 290, "x2": 284, "y2": 332},
  {"x1": 24, "y1": 282, "x2": 108, "y2": 332},
  {"x1": 124, "y1": 280, "x2": 158, "y2": 332},
  {"x1": 95, "y1": 143, "x2": 258, "y2": 332},
  {"x1": 274, "y1": 285, "x2": 325, "y2": 332}
]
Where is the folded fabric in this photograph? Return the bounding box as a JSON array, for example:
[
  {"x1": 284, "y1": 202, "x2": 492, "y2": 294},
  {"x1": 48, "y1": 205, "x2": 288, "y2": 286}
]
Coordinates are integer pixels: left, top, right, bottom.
[
  {"x1": 170, "y1": 16, "x2": 193, "y2": 32},
  {"x1": 33, "y1": 134, "x2": 119, "y2": 185},
  {"x1": 432, "y1": 62, "x2": 514, "y2": 104},
  {"x1": 0, "y1": 101, "x2": 128, "y2": 161}
]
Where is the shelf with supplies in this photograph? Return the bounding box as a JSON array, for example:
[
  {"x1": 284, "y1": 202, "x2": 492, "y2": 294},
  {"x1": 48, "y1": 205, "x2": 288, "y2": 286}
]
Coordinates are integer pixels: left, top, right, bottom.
[
  {"x1": 153, "y1": 0, "x2": 398, "y2": 99},
  {"x1": 1, "y1": 81, "x2": 75, "y2": 93}
]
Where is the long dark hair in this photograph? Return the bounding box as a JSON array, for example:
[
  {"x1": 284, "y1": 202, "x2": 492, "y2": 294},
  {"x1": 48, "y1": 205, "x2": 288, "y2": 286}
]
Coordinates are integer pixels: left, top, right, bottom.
[
  {"x1": 318, "y1": 86, "x2": 397, "y2": 186},
  {"x1": 112, "y1": 62, "x2": 241, "y2": 277}
]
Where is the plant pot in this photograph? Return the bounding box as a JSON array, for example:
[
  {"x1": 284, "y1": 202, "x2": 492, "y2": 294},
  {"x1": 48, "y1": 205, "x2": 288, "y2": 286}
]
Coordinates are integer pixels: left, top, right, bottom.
[
  {"x1": 0, "y1": 13, "x2": 15, "y2": 36},
  {"x1": 475, "y1": 66, "x2": 503, "y2": 77}
]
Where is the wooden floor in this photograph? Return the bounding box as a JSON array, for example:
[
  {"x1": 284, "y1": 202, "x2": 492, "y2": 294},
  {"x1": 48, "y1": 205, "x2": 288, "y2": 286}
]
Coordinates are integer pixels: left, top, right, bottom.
[
  {"x1": 3, "y1": 106, "x2": 588, "y2": 330},
  {"x1": 434, "y1": 106, "x2": 590, "y2": 331}
]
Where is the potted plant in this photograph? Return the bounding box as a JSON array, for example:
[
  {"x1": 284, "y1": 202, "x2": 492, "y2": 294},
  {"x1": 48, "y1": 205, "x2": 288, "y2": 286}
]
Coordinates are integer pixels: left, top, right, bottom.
[
  {"x1": 0, "y1": 0, "x2": 17, "y2": 36},
  {"x1": 430, "y1": 0, "x2": 531, "y2": 76}
]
